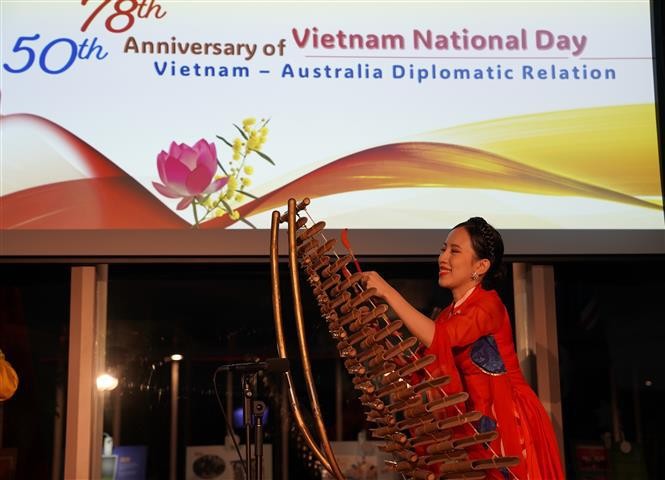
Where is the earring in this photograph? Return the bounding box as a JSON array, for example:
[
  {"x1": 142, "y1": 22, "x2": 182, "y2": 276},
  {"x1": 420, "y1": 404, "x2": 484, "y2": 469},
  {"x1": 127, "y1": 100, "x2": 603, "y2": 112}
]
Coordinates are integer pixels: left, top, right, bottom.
[{"x1": 471, "y1": 272, "x2": 479, "y2": 281}]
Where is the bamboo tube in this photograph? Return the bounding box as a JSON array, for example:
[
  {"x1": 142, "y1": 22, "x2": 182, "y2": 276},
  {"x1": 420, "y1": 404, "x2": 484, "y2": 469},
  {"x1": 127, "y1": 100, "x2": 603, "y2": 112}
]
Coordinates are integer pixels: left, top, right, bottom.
[{"x1": 296, "y1": 221, "x2": 326, "y2": 243}]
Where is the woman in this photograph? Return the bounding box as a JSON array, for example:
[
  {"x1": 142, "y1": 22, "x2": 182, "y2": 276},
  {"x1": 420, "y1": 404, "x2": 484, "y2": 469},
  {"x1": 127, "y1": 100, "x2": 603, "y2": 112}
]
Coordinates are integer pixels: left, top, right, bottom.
[{"x1": 363, "y1": 217, "x2": 564, "y2": 480}]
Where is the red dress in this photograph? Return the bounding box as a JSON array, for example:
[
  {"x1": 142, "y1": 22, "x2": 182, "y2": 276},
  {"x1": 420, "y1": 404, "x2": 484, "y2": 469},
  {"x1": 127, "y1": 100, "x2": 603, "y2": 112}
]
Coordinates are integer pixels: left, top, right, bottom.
[{"x1": 422, "y1": 286, "x2": 564, "y2": 479}]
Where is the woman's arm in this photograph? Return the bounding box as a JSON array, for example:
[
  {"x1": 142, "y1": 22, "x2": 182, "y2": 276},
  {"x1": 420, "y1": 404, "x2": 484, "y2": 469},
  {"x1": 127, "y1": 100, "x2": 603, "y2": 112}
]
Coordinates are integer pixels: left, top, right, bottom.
[{"x1": 362, "y1": 271, "x2": 436, "y2": 347}]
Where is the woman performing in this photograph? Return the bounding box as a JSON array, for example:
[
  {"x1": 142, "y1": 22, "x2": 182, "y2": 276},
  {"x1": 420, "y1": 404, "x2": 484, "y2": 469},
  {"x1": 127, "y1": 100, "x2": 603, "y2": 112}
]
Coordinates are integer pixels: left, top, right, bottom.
[{"x1": 362, "y1": 217, "x2": 564, "y2": 479}]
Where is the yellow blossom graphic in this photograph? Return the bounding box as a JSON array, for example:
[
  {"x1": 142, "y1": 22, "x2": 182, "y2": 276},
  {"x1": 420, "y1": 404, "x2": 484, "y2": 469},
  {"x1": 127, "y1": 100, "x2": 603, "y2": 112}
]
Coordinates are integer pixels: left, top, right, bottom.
[{"x1": 156, "y1": 116, "x2": 276, "y2": 228}]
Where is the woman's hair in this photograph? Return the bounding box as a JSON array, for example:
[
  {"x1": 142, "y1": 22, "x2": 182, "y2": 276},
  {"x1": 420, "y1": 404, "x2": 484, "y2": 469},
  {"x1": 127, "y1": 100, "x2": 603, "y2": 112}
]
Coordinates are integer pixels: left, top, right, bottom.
[{"x1": 453, "y1": 217, "x2": 505, "y2": 288}]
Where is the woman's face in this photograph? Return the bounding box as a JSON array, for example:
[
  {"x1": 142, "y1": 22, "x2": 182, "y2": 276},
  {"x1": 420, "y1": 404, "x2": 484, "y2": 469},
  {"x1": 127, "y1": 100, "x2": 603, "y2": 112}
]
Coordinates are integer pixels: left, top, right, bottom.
[{"x1": 437, "y1": 227, "x2": 486, "y2": 296}]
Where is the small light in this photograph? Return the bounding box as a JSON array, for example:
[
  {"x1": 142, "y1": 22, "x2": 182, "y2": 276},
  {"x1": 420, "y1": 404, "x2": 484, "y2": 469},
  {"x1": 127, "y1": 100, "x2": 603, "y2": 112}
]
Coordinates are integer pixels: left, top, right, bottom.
[
  {"x1": 170, "y1": 354, "x2": 183, "y2": 361},
  {"x1": 96, "y1": 373, "x2": 119, "y2": 391},
  {"x1": 644, "y1": 380, "x2": 653, "y2": 387}
]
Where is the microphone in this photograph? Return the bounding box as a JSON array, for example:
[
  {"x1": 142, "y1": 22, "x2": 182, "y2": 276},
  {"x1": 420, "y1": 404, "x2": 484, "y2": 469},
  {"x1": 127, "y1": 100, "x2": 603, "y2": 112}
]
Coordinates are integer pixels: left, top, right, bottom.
[{"x1": 217, "y1": 358, "x2": 289, "y2": 374}]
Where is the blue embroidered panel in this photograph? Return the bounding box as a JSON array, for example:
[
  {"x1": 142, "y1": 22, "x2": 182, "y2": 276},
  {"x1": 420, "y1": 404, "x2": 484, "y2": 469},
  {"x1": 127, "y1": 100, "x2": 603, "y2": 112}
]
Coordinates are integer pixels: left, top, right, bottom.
[
  {"x1": 470, "y1": 335, "x2": 506, "y2": 374},
  {"x1": 475, "y1": 415, "x2": 509, "y2": 478},
  {"x1": 475, "y1": 415, "x2": 497, "y2": 450},
  {"x1": 477, "y1": 415, "x2": 497, "y2": 433}
]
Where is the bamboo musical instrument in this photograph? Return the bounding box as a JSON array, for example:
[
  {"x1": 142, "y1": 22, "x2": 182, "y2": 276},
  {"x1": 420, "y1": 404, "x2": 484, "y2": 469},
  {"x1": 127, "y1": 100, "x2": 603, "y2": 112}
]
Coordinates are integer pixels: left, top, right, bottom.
[{"x1": 270, "y1": 198, "x2": 520, "y2": 480}]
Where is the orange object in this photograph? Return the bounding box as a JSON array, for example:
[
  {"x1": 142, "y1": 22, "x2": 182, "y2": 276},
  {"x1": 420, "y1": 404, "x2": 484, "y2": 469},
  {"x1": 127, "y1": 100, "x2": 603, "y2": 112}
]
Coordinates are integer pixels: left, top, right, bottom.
[
  {"x1": 341, "y1": 228, "x2": 362, "y2": 274},
  {"x1": 0, "y1": 350, "x2": 18, "y2": 401}
]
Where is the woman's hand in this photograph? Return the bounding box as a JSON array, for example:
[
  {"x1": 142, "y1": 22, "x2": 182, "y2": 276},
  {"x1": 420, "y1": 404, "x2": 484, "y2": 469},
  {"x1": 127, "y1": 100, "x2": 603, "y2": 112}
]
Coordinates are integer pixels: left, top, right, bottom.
[{"x1": 362, "y1": 271, "x2": 396, "y2": 300}]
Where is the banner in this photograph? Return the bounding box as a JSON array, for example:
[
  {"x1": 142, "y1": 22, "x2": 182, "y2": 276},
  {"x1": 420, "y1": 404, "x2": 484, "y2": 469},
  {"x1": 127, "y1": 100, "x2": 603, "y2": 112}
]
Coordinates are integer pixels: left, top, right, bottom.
[{"x1": 1, "y1": 1, "x2": 662, "y2": 235}]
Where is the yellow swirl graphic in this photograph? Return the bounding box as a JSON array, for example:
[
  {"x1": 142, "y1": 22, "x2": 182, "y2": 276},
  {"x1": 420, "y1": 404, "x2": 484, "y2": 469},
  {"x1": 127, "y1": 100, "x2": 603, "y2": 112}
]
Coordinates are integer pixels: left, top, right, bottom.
[
  {"x1": 422, "y1": 104, "x2": 661, "y2": 204},
  {"x1": 203, "y1": 104, "x2": 662, "y2": 228}
]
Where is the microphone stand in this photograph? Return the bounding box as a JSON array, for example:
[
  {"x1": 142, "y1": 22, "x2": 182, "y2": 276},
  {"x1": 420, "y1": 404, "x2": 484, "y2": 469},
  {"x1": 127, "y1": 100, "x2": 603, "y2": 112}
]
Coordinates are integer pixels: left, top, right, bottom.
[
  {"x1": 241, "y1": 373, "x2": 255, "y2": 480},
  {"x1": 225, "y1": 361, "x2": 287, "y2": 480},
  {"x1": 241, "y1": 374, "x2": 268, "y2": 480},
  {"x1": 253, "y1": 400, "x2": 267, "y2": 480}
]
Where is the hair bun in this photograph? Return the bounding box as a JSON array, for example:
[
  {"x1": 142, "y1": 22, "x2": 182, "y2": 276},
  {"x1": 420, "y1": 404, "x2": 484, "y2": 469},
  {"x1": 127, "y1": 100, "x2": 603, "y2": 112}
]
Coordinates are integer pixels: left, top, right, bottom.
[{"x1": 454, "y1": 217, "x2": 504, "y2": 288}]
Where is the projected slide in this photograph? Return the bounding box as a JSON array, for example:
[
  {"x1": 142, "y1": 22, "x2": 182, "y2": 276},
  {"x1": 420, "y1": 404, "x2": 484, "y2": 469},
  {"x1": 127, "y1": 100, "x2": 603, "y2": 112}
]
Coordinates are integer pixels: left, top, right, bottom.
[{"x1": 1, "y1": 1, "x2": 662, "y2": 231}]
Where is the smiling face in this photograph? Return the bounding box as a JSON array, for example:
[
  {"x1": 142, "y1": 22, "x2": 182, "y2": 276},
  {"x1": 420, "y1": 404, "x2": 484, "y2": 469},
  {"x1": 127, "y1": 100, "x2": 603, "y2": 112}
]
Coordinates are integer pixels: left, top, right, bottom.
[{"x1": 438, "y1": 227, "x2": 490, "y2": 300}]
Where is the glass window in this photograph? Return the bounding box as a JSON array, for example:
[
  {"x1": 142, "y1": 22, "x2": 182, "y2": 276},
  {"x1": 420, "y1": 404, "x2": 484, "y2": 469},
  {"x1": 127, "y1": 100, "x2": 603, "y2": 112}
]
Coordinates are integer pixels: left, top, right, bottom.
[
  {"x1": 0, "y1": 265, "x2": 70, "y2": 480},
  {"x1": 556, "y1": 260, "x2": 665, "y2": 479},
  {"x1": 105, "y1": 263, "x2": 320, "y2": 480}
]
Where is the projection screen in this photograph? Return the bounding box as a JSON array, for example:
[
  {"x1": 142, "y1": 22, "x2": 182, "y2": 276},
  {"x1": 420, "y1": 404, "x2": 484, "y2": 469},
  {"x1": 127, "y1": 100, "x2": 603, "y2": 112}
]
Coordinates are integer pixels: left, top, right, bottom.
[{"x1": 1, "y1": 1, "x2": 663, "y2": 256}]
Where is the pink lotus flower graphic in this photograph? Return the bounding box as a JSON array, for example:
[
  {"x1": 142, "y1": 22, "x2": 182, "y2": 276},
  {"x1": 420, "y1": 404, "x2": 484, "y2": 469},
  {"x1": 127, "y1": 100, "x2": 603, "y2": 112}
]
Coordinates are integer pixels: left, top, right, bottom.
[
  {"x1": 153, "y1": 118, "x2": 275, "y2": 227},
  {"x1": 152, "y1": 139, "x2": 227, "y2": 210}
]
